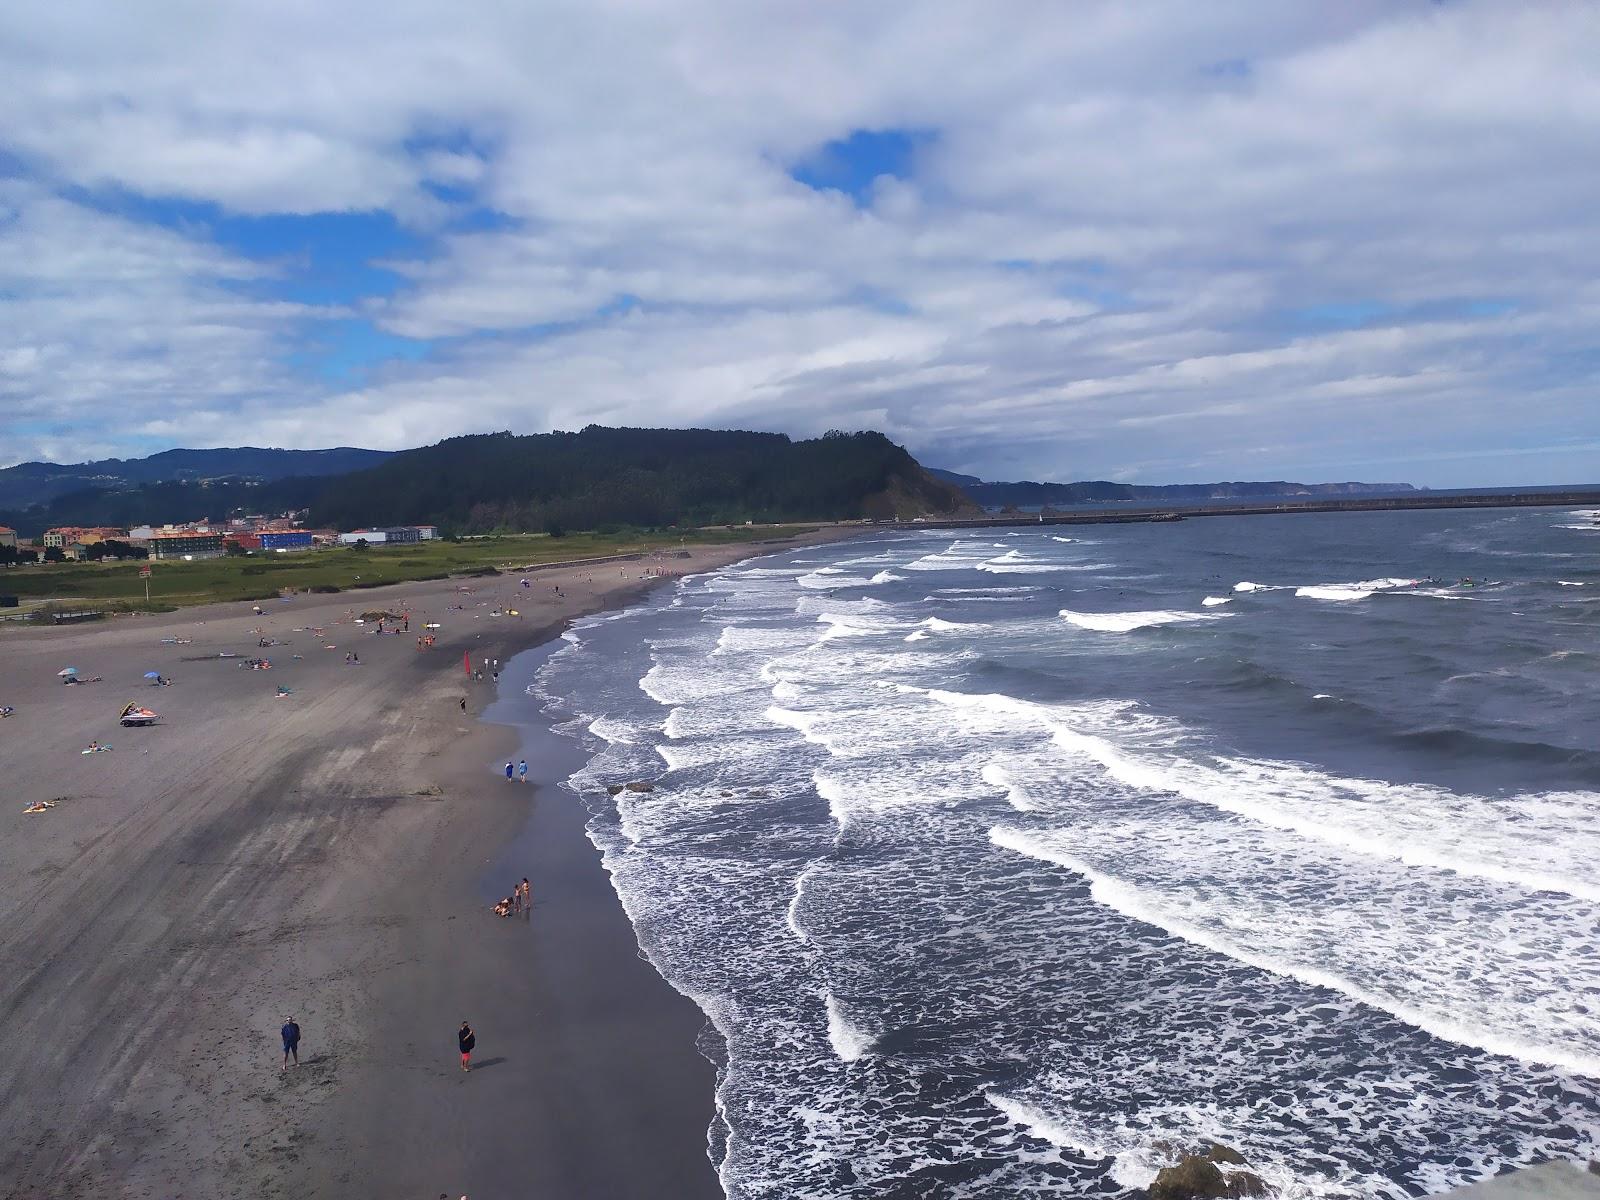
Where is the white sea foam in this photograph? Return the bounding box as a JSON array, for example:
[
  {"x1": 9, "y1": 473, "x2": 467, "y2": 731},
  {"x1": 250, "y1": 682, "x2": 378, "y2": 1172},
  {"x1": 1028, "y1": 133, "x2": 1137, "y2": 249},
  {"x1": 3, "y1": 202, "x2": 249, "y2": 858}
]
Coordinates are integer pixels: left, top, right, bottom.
[
  {"x1": 588, "y1": 715, "x2": 640, "y2": 744},
  {"x1": 915, "y1": 686, "x2": 1600, "y2": 901},
  {"x1": 986, "y1": 1091, "x2": 1349, "y2": 1198},
  {"x1": 904, "y1": 630, "x2": 930, "y2": 641},
  {"x1": 825, "y1": 991, "x2": 874, "y2": 1061},
  {"x1": 904, "y1": 541, "x2": 999, "y2": 572},
  {"x1": 922, "y1": 617, "x2": 990, "y2": 632},
  {"x1": 869, "y1": 570, "x2": 906, "y2": 584},
  {"x1": 989, "y1": 826, "x2": 1600, "y2": 1078},
  {"x1": 1296, "y1": 577, "x2": 1420, "y2": 601},
  {"x1": 799, "y1": 570, "x2": 877, "y2": 590},
  {"x1": 981, "y1": 760, "x2": 1040, "y2": 811},
  {"x1": 985, "y1": 1092, "x2": 1166, "y2": 1191},
  {"x1": 786, "y1": 863, "x2": 818, "y2": 943},
  {"x1": 537, "y1": 530, "x2": 1600, "y2": 1198},
  {"x1": 1202, "y1": 596, "x2": 1233, "y2": 606},
  {"x1": 813, "y1": 774, "x2": 853, "y2": 832},
  {"x1": 1559, "y1": 580, "x2": 1587, "y2": 587},
  {"x1": 816, "y1": 612, "x2": 893, "y2": 640},
  {"x1": 765, "y1": 706, "x2": 831, "y2": 746},
  {"x1": 1060, "y1": 608, "x2": 1227, "y2": 632},
  {"x1": 1295, "y1": 585, "x2": 1376, "y2": 601}
]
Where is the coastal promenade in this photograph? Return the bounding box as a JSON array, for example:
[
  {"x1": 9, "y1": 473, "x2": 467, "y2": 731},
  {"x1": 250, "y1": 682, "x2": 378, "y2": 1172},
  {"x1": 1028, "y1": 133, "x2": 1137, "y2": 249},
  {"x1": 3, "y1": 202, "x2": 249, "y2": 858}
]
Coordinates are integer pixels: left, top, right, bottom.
[{"x1": 0, "y1": 530, "x2": 851, "y2": 1198}]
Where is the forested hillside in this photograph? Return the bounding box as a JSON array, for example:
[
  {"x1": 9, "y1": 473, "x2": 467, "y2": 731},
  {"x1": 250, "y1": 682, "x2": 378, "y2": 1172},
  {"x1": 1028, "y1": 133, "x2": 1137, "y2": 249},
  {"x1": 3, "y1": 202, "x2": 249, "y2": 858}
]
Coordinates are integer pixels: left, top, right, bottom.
[
  {"x1": 0, "y1": 427, "x2": 972, "y2": 536},
  {"x1": 0, "y1": 446, "x2": 390, "y2": 510},
  {"x1": 311, "y1": 427, "x2": 972, "y2": 532}
]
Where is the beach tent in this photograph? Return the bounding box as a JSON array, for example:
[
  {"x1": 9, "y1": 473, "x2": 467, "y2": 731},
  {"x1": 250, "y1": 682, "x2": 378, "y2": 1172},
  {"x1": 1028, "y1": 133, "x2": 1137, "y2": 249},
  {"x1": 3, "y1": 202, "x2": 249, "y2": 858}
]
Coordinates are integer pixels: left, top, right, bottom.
[{"x1": 143, "y1": 671, "x2": 161, "y2": 679}]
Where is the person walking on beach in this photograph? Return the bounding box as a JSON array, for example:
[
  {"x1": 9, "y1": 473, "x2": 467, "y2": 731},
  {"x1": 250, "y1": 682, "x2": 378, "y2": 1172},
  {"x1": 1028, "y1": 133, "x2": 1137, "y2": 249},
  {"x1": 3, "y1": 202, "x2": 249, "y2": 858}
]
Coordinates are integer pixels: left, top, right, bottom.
[
  {"x1": 460, "y1": 696, "x2": 467, "y2": 713},
  {"x1": 519, "y1": 877, "x2": 531, "y2": 913},
  {"x1": 281, "y1": 1017, "x2": 301, "y2": 1071},
  {"x1": 504, "y1": 761, "x2": 514, "y2": 781},
  {"x1": 458, "y1": 1021, "x2": 475, "y2": 1072},
  {"x1": 518, "y1": 759, "x2": 528, "y2": 783}
]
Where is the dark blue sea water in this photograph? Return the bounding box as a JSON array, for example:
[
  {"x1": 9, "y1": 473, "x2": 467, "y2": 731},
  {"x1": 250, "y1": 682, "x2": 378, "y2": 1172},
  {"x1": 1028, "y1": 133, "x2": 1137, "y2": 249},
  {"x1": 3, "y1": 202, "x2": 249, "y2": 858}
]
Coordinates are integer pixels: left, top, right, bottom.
[{"x1": 529, "y1": 507, "x2": 1600, "y2": 1199}]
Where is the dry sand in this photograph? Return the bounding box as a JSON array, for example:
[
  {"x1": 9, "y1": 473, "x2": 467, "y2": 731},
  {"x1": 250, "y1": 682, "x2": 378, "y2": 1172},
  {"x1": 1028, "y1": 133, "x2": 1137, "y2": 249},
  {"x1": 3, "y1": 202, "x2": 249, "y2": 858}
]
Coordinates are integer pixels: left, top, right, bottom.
[{"x1": 0, "y1": 531, "x2": 853, "y2": 1199}]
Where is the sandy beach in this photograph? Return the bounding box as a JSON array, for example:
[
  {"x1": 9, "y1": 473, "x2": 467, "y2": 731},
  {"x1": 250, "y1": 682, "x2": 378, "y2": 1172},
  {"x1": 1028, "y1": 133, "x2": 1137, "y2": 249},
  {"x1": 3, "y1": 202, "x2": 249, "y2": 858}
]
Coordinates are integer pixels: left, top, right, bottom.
[{"x1": 0, "y1": 532, "x2": 850, "y2": 1199}]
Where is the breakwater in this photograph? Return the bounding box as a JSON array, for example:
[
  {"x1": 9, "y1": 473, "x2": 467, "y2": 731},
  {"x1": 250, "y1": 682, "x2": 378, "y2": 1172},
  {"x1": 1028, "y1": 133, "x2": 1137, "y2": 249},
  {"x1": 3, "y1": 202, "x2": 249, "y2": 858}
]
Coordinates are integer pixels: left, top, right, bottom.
[{"x1": 892, "y1": 489, "x2": 1600, "y2": 529}]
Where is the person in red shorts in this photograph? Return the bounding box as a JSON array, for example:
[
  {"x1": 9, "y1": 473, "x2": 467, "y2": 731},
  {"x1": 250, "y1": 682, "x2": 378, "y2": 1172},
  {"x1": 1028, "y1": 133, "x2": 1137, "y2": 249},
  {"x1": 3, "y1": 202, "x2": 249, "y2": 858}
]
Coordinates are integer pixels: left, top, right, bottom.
[{"x1": 458, "y1": 1020, "x2": 475, "y2": 1071}]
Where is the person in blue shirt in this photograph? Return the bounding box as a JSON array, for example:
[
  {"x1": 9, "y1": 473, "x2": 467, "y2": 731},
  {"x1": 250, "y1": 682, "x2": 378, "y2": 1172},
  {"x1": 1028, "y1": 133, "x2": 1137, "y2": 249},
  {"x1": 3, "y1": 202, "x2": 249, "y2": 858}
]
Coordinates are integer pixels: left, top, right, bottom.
[{"x1": 281, "y1": 1018, "x2": 300, "y2": 1071}]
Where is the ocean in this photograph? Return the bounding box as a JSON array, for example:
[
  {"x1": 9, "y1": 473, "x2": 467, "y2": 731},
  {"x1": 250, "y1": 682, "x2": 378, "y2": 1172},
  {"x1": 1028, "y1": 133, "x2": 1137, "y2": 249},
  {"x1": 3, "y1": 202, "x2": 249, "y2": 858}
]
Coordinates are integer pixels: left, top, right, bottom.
[{"x1": 527, "y1": 507, "x2": 1600, "y2": 1199}]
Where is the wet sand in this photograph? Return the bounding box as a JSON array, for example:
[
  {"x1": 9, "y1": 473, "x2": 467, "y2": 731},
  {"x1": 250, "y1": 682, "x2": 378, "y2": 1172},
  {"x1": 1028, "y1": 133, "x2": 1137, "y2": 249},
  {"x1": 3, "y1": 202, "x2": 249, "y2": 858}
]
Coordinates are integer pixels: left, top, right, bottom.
[{"x1": 0, "y1": 533, "x2": 849, "y2": 1198}]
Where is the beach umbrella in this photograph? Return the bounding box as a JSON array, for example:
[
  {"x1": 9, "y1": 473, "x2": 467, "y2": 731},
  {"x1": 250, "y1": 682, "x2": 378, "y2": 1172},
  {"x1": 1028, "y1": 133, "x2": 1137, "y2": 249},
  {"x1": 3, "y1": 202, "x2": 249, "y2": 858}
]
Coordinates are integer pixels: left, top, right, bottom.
[
  {"x1": 57, "y1": 667, "x2": 78, "y2": 676},
  {"x1": 143, "y1": 671, "x2": 161, "y2": 679}
]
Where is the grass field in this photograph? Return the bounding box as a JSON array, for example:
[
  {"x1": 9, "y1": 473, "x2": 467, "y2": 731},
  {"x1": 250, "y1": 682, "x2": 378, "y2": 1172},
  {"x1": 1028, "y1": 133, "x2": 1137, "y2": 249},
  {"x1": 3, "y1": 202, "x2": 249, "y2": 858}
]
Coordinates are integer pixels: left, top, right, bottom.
[{"x1": 0, "y1": 527, "x2": 821, "y2": 614}]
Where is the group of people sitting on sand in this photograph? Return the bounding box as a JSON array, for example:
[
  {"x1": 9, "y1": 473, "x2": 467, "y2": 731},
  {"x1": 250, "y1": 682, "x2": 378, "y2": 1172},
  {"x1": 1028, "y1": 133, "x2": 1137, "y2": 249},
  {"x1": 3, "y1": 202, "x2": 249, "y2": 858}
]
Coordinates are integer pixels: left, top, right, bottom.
[{"x1": 492, "y1": 877, "x2": 531, "y2": 918}]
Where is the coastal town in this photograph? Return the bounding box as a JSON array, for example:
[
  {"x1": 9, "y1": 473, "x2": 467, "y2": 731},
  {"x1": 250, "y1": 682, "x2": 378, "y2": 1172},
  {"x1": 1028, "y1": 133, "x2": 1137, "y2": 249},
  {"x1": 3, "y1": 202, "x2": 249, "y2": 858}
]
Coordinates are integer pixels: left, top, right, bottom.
[{"x1": 0, "y1": 517, "x2": 439, "y2": 562}]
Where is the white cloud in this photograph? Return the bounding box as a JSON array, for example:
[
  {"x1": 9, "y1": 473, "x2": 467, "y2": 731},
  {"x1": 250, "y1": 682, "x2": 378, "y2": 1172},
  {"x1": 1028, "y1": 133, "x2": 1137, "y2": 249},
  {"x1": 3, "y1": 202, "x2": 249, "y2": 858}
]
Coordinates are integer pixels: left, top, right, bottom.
[{"x1": 1, "y1": 0, "x2": 1598, "y2": 485}]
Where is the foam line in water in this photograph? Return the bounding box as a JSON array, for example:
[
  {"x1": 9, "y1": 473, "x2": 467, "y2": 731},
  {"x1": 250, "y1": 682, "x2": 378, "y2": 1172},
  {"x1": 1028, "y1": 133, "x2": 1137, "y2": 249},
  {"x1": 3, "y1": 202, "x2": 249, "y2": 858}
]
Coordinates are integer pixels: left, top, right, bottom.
[
  {"x1": 1295, "y1": 585, "x2": 1374, "y2": 601},
  {"x1": 1060, "y1": 608, "x2": 1227, "y2": 632},
  {"x1": 824, "y1": 991, "x2": 874, "y2": 1061},
  {"x1": 989, "y1": 826, "x2": 1600, "y2": 1078},
  {"x1": 928, "y1": 686, "x2": 1600, "y2": 901},
  {"x1": 786, "y1": 863, "x2": 818, "y2": 943},
  {"x1": 985, "y1": 1092, "x2": 1163, "y2": 1190},
  {"x1": 1295, "y1": 578, "x2": 1421, "y2": 601},
  {"x1": 1202, "y1": 596, "x2": 1233, "y2": 606}
]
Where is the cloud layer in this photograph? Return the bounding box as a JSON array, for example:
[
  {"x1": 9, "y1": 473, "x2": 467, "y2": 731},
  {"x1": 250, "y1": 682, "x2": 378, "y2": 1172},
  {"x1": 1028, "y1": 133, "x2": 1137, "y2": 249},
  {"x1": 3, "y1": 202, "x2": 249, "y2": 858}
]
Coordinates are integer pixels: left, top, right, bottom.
[{"x1": 2, "y1": 1, "x2": 1597, "y2": 484}]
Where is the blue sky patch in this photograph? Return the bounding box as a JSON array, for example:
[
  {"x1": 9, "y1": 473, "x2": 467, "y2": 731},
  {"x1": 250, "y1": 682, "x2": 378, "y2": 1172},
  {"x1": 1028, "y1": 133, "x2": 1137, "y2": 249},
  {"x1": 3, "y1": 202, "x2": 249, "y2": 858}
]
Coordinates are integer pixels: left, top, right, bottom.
[
  {"x1": 790, "y1": 128, "x2": 934, "y2": 205},
  {"x1": 292, "y1": 318, "x2": 430, "y2": 382}
]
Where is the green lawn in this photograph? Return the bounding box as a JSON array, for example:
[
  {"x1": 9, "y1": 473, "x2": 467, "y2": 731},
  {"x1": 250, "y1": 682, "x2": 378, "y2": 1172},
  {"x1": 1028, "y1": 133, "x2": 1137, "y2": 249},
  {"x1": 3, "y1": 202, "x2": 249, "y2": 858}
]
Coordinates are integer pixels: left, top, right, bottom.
[{"x1": 0, "y1": 527, "x2": 818, "y2": 613}]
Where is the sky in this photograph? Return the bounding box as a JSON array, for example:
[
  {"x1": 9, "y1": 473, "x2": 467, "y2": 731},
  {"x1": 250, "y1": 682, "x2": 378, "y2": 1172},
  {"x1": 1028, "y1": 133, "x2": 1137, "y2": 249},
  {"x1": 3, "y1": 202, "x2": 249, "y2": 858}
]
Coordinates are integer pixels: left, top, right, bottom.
[{"x1": 2, "y1": 2, "x2": 1598, "y2": 487}]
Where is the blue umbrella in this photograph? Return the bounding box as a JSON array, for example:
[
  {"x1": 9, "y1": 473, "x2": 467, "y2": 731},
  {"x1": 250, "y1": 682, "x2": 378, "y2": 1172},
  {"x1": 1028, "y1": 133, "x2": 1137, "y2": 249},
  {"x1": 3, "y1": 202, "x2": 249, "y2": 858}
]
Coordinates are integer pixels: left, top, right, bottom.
[
  {"x1": 57, "y1": 667, "x2": 78, "y2": 676},
  {"x1": 143, "y1": 671, "x2": 161, "y2": 679}
]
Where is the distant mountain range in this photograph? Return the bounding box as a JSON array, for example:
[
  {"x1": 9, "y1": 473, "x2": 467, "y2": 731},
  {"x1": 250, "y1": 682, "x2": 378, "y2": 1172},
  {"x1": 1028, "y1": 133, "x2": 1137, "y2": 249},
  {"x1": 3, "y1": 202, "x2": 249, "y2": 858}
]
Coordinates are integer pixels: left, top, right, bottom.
[
  {"x1": 928, "y1": 469, "x2": 1416, "y2": 508},
  {"x1": 0, "y1": 447, "x2": 392, "y2": 511},
  {"x1": 0, "y1": 430, "x2": 972, "y2": 536}
]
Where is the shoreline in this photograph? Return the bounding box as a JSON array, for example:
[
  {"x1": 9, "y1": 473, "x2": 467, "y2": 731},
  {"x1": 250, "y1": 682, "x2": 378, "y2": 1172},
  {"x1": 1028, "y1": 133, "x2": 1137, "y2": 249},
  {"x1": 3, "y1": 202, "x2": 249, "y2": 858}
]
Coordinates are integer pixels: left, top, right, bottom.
[
  {"x1": 0, "y1": 530, "x2": 855, "y2": 1198},
  {"x1": 313, "y1": 638, "x2": 725, "y2": 1198}
]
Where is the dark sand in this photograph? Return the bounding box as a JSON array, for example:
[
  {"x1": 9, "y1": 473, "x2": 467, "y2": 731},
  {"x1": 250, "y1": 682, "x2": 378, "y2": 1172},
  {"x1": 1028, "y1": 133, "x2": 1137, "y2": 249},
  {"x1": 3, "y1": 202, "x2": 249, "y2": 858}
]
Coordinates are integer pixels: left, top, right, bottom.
[
  {"x1": 315, "y1": 645, "x2": 723, "y2": 1199},
  {"x1": 0, "y1": 532, "x2": 850, "y2": 1199}
]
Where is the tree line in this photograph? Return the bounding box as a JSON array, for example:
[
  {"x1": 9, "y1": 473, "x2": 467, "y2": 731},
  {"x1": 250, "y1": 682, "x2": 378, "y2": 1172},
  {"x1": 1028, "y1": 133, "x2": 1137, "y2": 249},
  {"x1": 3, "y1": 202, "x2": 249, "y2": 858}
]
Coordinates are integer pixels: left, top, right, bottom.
[{"x1": 0, "y1": 426, "x2": 972, "y2": 539}]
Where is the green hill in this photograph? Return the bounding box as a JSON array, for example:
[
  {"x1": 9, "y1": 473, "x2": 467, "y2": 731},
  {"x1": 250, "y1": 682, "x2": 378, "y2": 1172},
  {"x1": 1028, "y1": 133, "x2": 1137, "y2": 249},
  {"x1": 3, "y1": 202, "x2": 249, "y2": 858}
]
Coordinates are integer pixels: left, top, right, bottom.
[
  {"x1": 0, "y1": 428, "x2": 974, "y2": 537},
  {"x1": 310, "y1": 427, "x2": 974, "y2": 533}
]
